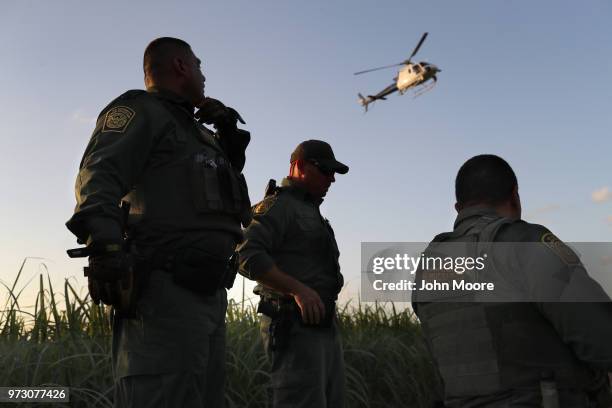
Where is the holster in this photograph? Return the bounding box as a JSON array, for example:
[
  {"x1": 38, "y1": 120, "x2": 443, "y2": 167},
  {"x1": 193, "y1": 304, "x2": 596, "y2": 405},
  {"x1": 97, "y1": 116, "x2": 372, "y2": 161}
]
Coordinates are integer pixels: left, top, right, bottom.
[
  {"x1": 156, "y1": 248, "x2": 239, "y2": 296},
  {"x1": 83, "y1": 255, "x2": 148, "y2": 319},
  {"x1": 258, "y1": 300, "x2": 294, "y2": 351},
  {"x1": 258, "y1": 297, "x2": 337, "y2": 351}
]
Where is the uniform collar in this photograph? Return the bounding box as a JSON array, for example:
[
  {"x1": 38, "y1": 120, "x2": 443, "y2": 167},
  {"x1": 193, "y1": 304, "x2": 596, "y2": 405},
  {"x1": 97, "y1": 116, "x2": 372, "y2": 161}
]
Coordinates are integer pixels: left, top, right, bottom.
[
  {"x1": 454, "y1": 206, "x2": 500, "y2": 230},
  {"x1": 147, "y1": 87, "x2": 195, "y2": 113},
  {"x1": 280, "y1": 177, "x2": 324, "y2": 205}
]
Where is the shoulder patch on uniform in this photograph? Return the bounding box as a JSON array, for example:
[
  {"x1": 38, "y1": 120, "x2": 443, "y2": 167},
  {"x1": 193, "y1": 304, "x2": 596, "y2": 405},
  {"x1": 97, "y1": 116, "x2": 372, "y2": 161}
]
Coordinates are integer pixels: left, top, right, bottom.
[
  {"x1": 541, "y1": 232, "x2": 580, "y2": 265},
  {"x1": 102, "y1": 106, "x2": 135, "y2": 133},
  {"x1": 253, "y1": 196, "x2": 278, "y2": 215}
]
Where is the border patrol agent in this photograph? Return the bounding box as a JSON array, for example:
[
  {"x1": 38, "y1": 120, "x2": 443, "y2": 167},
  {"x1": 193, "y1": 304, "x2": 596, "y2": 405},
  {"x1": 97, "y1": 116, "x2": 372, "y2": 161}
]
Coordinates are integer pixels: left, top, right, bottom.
[
  {"x1": 66, "y1": 38, "x2": 251, "y2": 407},
  {"x1": 413, "y1": 154, "x2": 612, "y2": 408},
  {"x1": 237, "y1": 140, "x2": 348, "y2": 408}
]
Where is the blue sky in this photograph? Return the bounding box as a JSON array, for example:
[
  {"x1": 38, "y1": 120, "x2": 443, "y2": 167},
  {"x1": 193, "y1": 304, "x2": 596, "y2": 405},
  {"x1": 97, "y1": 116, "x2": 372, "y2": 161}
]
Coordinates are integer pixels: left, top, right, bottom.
[{"x1": 1, "y1": 0, "x2": 611, "y2": 305}]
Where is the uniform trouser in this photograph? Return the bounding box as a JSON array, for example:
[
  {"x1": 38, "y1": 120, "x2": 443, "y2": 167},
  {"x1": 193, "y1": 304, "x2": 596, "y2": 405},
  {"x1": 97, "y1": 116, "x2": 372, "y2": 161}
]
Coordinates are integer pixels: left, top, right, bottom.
[
  {"x1": 112, "y1": 269, "x2": 227, "y2": 408},
  {"x1": 260, "y1": 314, "x2": 346, "y2": 408}
]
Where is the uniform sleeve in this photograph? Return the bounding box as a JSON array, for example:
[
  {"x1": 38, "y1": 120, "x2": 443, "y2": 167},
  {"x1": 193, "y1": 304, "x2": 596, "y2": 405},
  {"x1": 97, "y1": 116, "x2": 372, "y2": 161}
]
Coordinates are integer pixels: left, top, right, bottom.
[
  {"x1": 237, "y1": 196, "x2": 291, "y2": 280},
  {"x1": 65, "y1": 96, "x2": 163, "y2": 245},
  {"x1": 511, "y1": 225, "x2": 612, "y2": 370},
  {"x1": 533, "y1": 249, "x2": 612, "y2": 370},
  {"x1": 537, "y1": 302, "x2": 612, "y2": 370}
]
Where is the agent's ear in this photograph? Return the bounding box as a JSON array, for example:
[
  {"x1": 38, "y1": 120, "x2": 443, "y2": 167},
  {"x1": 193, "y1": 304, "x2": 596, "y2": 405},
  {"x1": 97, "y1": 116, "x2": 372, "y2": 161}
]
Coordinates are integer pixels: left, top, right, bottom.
[
  {"x1": 290, "y1": 159, "x2": 308, "y2": 178},
  {"x1": 295, "y1": 159, "x2": 308, "y2": 173},
  {"x1": 514, "y1": 184, "x2": 520, "y2": 198},
  {"x1": 454, "y1": 202, "x2": 462, "y2": 213},
  {"x1": 510, "y1": 185, "x2": 522, "y2": 217},
  {"x1": 172, "y1": 56, "x2": 189, "y2": 77},
  {"x1": 289, "y1": 161, "x2": 299, "y2": 177}
]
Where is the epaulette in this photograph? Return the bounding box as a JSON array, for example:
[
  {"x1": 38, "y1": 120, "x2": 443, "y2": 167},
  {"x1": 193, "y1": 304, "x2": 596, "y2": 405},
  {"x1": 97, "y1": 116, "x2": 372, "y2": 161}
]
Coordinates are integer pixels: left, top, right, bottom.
[{"x1": 117, "y1": 89, "x2": 148, "y2": 100}]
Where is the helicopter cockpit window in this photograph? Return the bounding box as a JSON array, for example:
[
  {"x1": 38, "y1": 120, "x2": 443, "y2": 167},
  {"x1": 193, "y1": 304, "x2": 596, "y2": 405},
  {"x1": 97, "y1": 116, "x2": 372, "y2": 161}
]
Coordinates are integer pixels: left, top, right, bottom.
[{"x1": 413, "y1": 65, "x2": 422, "y2": 73}]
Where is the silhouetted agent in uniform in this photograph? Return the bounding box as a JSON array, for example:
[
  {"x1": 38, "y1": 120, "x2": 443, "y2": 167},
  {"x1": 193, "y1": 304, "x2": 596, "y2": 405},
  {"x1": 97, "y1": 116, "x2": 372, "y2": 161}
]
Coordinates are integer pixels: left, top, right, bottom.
[
  {"x1": 67, "y1": 37, "x2": 251, "y2": 408},
  {"x1": 238, "y1": 140, "x2": 348, "y2": 408},
  {"x1": 413, "y1": 154, "x2": 612, "y2": 408}
]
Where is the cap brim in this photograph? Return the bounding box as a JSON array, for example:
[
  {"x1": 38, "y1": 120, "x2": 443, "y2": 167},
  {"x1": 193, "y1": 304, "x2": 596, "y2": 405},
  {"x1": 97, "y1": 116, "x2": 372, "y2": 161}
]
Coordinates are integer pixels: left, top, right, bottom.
[{"x1": 319, "y1": 158, "x2": 349, "y2": 174}]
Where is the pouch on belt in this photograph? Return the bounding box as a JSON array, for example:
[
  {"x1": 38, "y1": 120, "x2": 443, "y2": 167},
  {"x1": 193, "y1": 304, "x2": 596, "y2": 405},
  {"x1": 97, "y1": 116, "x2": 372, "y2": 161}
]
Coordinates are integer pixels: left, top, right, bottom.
[{"x1": 169, "y1": 248, "x2": 239, "y2": 296}]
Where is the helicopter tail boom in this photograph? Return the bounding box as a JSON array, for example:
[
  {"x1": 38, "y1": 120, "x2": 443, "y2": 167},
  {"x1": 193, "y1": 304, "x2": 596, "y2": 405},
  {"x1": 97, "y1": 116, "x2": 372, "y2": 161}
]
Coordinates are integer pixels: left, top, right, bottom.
[{"x1": 358, "y1": 83, "x2": 398, "y2": 112}]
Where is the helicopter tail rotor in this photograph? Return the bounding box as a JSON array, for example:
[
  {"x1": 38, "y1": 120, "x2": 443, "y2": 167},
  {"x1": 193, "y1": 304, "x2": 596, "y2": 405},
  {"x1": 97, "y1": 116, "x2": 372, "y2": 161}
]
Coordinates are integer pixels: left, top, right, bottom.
[
  {"x1": 358, "y1": 93, "x2": 368, "y2": 105},
  {"x1": 358, "y1": 93, "x2": 373, "y2": 112}
]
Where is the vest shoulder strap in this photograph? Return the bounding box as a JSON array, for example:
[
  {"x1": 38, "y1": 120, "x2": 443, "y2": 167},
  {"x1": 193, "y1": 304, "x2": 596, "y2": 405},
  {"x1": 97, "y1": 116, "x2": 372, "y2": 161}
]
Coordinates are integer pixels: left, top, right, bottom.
[{"x1": 475, "y1": 217, "x2": 518, "y2": 256}]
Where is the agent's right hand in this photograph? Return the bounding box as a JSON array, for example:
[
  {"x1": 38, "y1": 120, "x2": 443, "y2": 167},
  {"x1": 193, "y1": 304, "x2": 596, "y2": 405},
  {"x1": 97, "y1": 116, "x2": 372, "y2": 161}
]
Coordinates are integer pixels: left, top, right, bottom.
[
  {"x1": 89, "y1": 251, "x2": 130, "y2": 282},
  {"x1": 87, "y1": 250, "x2": 131, "y2": 306},
  {"x1": 253, "y1": 265, "x2": 326, "y2": 324},
  {"x1": 292, "y1": 284, "x2": 325, "y2": 325},
  {"x1": 195, "y1": 97, "x2": 245, "y2": 129}
]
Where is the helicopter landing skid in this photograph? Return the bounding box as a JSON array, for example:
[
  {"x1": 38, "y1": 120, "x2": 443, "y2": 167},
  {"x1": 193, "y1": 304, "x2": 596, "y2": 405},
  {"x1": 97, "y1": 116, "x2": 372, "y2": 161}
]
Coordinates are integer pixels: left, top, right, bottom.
[{"x1": 413, "y1": 80, "x2": 436, "y2": 98}]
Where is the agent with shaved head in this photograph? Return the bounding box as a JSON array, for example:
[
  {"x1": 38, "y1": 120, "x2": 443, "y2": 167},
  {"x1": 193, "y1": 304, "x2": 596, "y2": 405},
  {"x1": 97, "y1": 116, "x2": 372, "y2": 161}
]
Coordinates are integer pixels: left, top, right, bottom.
[
  {"x1": 67, "y1": 37, "x2": 251, "y2": 407},
  {"x1": 413, "y1": 155, "x2": 612, "y2": 407}
]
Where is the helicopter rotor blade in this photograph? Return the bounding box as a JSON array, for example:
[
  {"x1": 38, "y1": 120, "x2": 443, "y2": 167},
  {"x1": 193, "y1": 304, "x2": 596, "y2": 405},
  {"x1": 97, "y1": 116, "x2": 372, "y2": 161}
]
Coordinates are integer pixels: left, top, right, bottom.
[
  {"x1": 405, "y1": 32, "x2": 428, "y2": 64},
  {"x1": 353, "y1": 63, "x2": 404, "y2": 76}
]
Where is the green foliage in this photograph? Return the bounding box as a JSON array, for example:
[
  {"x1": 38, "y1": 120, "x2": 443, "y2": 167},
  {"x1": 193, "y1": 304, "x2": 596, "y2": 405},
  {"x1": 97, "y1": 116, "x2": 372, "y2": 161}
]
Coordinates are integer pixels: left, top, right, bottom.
[{"x1": 0, "y1": 268, "x2": 441, "y2": 408}]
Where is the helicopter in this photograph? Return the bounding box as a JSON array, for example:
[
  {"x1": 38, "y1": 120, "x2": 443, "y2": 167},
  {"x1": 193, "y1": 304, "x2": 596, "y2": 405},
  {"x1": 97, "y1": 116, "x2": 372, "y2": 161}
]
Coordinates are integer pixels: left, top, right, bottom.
[{"x1": 355, "y1": 32, "x2": 440, "y2": 111}]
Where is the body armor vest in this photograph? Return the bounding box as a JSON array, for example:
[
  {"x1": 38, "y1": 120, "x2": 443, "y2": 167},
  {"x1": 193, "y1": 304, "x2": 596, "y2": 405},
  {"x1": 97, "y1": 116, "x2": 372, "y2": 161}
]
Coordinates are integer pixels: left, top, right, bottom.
[
  {"x1": 124, "y1": 94, "x2": 250, "y2": 241},
  {"x1": 414, "y1": 214, "x2": 595, "y2": 401}
]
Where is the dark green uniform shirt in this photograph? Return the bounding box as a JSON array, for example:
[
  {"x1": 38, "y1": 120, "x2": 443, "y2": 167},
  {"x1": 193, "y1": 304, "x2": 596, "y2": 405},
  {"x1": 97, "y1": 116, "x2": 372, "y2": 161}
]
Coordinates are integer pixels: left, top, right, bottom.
[
  {"x1": 237, "y1": 178, "x2": 343, "y2": 302},
  {"x1": 66, "y1": 88, "x2": 250, "y2": 258}
]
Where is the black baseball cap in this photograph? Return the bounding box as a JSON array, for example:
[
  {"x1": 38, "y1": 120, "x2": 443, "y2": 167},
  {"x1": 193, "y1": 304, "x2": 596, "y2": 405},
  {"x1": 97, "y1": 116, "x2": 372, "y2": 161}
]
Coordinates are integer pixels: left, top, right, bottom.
[{"x1": 290, "y1": 140, "x2": 349, "y2": 174}]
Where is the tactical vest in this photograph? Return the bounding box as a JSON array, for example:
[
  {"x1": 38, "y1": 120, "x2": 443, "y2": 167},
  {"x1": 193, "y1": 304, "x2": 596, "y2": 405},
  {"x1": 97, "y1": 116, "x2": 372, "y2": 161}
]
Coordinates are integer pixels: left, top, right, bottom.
[
  {"x1": 123, "y1": 92, "x2": 251, "y2": 240},
  {"x1": 414, "y1": 214, "x2": 595, "y2": 400}
]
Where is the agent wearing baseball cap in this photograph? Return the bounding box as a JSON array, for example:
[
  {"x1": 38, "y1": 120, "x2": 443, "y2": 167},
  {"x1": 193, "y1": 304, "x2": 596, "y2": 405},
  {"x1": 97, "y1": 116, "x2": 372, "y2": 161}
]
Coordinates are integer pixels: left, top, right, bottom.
[{"x1": 238, "y1": 140, "x2": 348, "y2": 407}]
